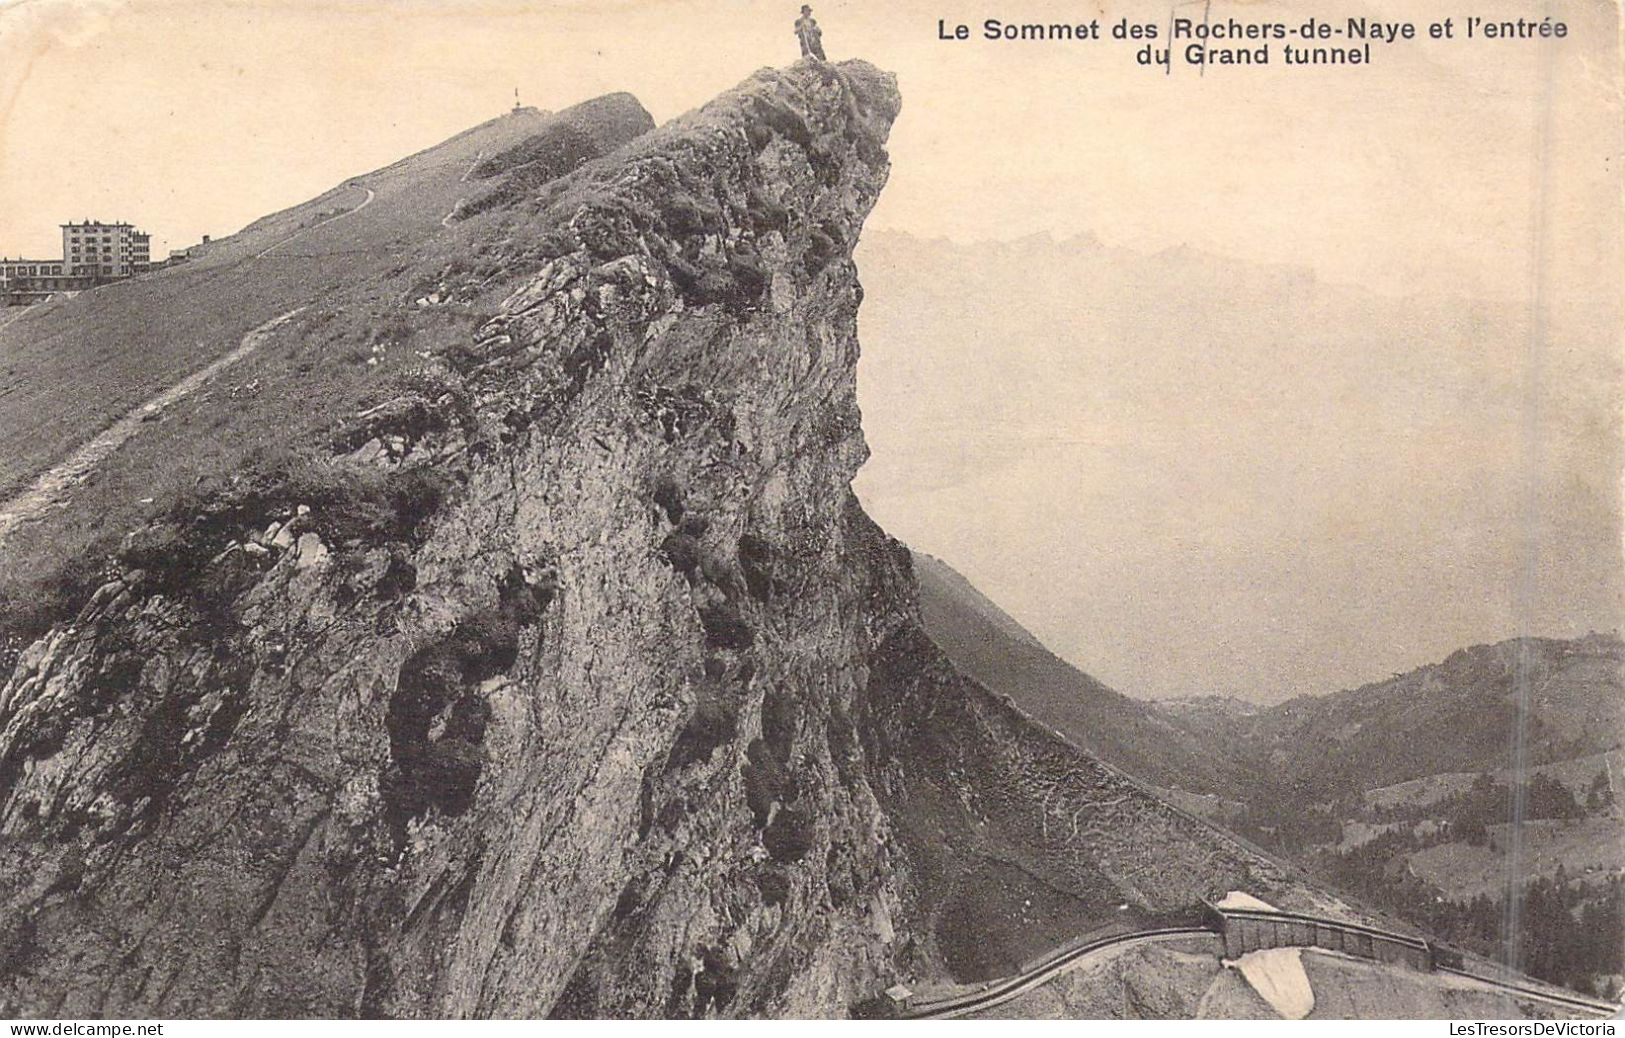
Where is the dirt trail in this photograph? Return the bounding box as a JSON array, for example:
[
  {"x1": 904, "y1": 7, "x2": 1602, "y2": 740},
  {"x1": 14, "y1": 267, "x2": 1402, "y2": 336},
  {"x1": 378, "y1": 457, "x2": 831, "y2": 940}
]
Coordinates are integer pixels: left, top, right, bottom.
[
  {"x1": 253, "y1": 187, "x2": 376, "y2": 261},
  {"x1": 442, "y1": 150, "x2": 484, "y2": 227},
  {"x1": 0, "y1": 307, "x2": 304, "y2": 553}
]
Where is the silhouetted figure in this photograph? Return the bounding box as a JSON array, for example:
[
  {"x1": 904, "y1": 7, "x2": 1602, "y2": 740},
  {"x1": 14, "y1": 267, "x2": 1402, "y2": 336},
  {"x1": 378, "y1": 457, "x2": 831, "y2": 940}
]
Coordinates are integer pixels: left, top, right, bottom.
[{"x1": 795, "y1": 5, "x2": 827, "y2": 60}]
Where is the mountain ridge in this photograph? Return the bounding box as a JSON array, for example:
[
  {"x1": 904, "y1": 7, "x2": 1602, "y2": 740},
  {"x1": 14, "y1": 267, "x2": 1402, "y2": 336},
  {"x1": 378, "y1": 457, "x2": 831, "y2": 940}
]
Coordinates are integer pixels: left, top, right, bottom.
[
  {"x1": 0, "y1": 56, "x2": 1592, "y2": 1019},
  {"x1": 1158, "y1": 633, "x2": 1625, "y2": 798},
  {"x1": 912, "y1": 549, "x2": 1271, "y2": 797},
  {"x1": 0, "y1": 60, "x2": 1319, "y2": 1019}
]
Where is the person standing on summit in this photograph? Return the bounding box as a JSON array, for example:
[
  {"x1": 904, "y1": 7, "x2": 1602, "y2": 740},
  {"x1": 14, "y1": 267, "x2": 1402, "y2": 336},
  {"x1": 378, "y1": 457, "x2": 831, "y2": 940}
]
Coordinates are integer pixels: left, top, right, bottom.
[{"x1": 795, "y1": 5, "x2": 827, "y2": 60}]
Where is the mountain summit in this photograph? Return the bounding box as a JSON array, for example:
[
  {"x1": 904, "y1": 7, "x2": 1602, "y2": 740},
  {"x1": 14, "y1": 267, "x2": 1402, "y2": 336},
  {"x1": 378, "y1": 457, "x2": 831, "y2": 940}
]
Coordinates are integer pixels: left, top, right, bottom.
[
  {"x1": 0, "y1": 60, "x2": 1567, "y2": 1020},
  {"x1": 0, "y1": 59, "x2": 1304, "y2": 1018}
]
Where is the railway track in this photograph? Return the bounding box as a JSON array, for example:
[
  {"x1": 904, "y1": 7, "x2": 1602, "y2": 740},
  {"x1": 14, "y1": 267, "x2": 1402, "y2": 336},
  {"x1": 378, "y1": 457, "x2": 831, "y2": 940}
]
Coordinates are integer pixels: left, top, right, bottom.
[
  {"x1": 904, "y1": 926, "x2": 1213, "y2": 1019},
  {"x1": 1438, "y1": 966, "x2": 1619, "y2": 1017},
  {"x1": 899, "y1": 917, "x2": 1620, "y2": 1019}
]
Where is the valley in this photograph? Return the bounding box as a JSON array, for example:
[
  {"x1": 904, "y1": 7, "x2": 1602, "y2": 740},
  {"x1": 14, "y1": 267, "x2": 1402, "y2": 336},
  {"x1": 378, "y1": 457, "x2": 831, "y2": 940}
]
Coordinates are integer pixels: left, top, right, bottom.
[{"x1": 914, "y1": 552, "x2": 1622, "y2": 999}]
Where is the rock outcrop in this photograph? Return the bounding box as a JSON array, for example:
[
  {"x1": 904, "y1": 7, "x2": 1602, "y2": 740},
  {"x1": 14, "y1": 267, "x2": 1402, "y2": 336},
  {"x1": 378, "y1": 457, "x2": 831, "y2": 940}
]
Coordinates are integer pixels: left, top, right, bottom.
[{"x1": 0, "y1": 60, "x2": 1295, "y2": 1018}]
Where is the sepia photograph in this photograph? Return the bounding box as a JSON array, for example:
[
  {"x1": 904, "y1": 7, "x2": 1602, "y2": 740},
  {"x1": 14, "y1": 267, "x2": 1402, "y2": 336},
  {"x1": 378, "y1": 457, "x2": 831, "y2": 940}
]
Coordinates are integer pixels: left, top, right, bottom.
[{"x1": 0, "y1": 0, "x2": 1620, "y2": 1023}]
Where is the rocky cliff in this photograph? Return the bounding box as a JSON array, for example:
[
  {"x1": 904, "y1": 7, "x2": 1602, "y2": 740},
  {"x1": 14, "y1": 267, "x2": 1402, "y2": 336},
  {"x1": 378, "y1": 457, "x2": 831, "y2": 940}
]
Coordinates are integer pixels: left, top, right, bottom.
[{"x1": 0, "y1": 60, "x2": 1298, "y2": 1019}]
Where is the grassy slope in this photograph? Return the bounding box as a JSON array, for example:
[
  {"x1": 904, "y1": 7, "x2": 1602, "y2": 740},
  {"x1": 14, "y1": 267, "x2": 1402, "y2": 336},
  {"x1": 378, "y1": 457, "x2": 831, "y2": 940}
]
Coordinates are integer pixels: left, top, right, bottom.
[
  {"x1": 0, "y1": 97, "x2": 655, "y2": 640},
  {"x1": 1407, "y1": 818, "x2": 1625, "y2": 900},
  {"x1": 1340, "y1": 752, "x2": 1623, "y2": 899},
  {"x1": 1363, "y1": 749, "x2": 1623, "y2": 814},
  {"x1": 0, "y1": 109, "x2": 543, "y2": 497}
]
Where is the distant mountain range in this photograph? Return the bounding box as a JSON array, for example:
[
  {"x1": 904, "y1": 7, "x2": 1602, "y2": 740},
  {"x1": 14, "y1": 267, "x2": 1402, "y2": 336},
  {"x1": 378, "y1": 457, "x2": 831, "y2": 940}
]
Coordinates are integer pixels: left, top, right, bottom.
[
  {"x1": 1155, "y1": 634, "x2": 1623, "y2": 799},
  {"x1": 917, "y1": 546, "x2": 1621, "y2": 807}
]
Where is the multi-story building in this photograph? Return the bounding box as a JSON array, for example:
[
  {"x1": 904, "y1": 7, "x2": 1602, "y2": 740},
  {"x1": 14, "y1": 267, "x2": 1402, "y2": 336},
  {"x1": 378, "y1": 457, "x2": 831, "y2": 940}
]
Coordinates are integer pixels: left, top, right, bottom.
[
  {"x1": 1, "y1": 219, "x2": 153, "y2": 304},
  {"x1": 60, "y1": 220, "x2": 151, "y2": 278}
]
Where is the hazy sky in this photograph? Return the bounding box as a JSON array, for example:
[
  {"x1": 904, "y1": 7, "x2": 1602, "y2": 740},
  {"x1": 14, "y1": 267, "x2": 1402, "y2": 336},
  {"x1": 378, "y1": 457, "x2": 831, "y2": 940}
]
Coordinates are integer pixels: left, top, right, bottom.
[
  {"x1": 1, "y1": 0, "x2": 1621, "y2": 700},
  {"x1": 3, "y1": 0, "x2": 1619, "y2": 303},
  {"x1": 853, "y1": 232, "x2": 1622, "y2": 702}
]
